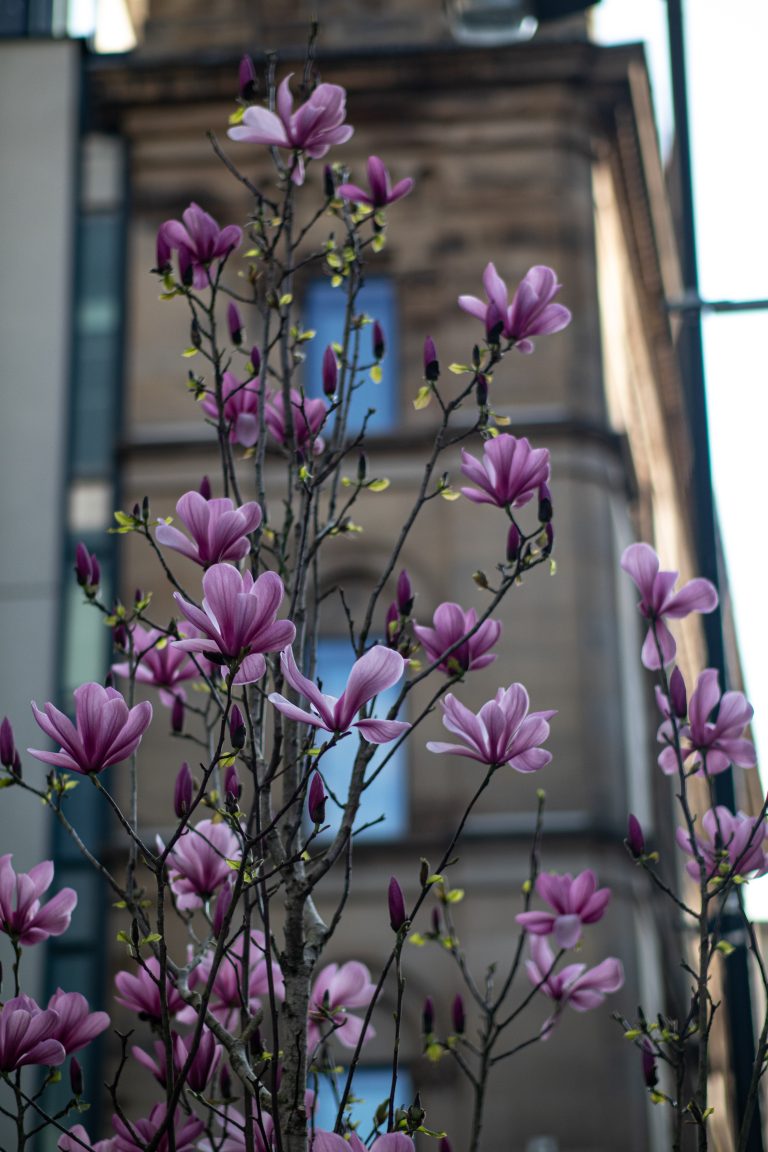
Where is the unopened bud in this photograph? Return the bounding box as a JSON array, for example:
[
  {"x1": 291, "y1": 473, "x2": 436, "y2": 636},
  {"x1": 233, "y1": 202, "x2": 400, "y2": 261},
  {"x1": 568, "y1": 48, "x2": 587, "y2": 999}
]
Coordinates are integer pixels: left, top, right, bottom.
[
  {"x1": 0, "y1": 718, "x2": 16, "y2": 769},
  {"x1": 451, "y1": 993, "x2": 465, "y2": 1035},
  {"x1": 407, "y1": 1093, "x2": 425, "y2": 1128},
  {"x1": 388, "y1": 876, "x2": 407, "y2": 932},
  {"x1": 423, "y1": 336, "x2": 440, "y2": 383},
  {"x1": 174, "y1": 761, "x2": 193, "y2": 819},
  {"x1": 422, "y1": 996, "x2": 435, "y2": 1036},
  {"x1": 238, "y1": 54, "x2": 258, "y2": 101},
  {"x1": 669, "y1": 667, "x2": 687, "y2": 719},
  {"x1": 74, "y1": 542, "x2": 100, "y2": 594},
  {"x1": 11, "y1": 751, "x2": 21, "y2": 780},
  {"x1": 472, "y1": 344, "x2": 481, "y2": 370},
  {"x1": 70, "y1": 1055, "x2": 84, "y2": 1097},
  {"x1": 249, "y1": 346, "x2": 262, "y2": 378},
  {"x1": 224, "y1": 763, "x2": 241, "y2": 803},
  {"x1": 190, "y1": 316, "x2": 202, "y2": 348},
  {"x1": 396, "y1": 570, "x2": 414, "y2": 615},
  {"x1": 229, "y1": 705, "x2": 246, "y2": 749},
  {"x1": 322, "y1": 345, "x2": 338, "y2": 396},
  {"x1": 213, "y1": 881, "x2": 233, "y2": 937},
  {"x1": 538, "y1": 482, "x2": 553, "y2": 523},
  {"x1": 506, "y1": 522, "x2": 521, "y2": 564},
  {"x1": 440, "y1": 1139, "x2": 453, "y2": 1152},
  {"x1": 357, "y1": 453, "x2": 367, "y2": 483},
  {"x1": 220, "y1": 1062, "x2": 232, "y2": 1101},
  {"x1": 626, "y1": 813, "x2": 645, "y2": 859},
  {"x1": 199, "y1": 474, "x2": 212, "y2": 500},
  {"x1": 323, "y1": 164, "x2": 336, "y2": 200},
  {"x1": 641, "y1": 1038, "x2": 658, "y2": 1089},
  {"x1": 419, "y1": 858, "x2": 430, "y2": 888},
  {"x1": 112, "y1": 622, "x2": 128, "y2": 651},
  {"x1": 475, "y1": 373, "x2": 489, "y2": 407},
  {"x1": 308, "y1": 771, "x2": 326, "y2": 825},
  {"x1": 372, "y1": 320, "x2": 385, "y2": 361},
  {"x1": 385, "y1": 602, "x2": 400, "y2": 648},
  {"x1": 227, "y1": 301, "x2": 243, "y2": 346},
  {"x1": 171, "y1": 695, "x2": 185, "y2": 734}
]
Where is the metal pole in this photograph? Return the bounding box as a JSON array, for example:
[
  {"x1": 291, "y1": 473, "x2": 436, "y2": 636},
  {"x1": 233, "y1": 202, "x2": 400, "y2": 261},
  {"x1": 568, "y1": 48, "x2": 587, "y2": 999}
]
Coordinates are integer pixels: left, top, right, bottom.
[{"x1": 666, "y1": 2, "x2": 763, "y2": 1147}]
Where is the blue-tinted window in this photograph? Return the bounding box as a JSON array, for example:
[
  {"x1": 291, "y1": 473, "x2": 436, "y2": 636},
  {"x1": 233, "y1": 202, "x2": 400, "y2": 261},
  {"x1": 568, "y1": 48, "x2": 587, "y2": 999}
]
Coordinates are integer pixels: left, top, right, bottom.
[
  {"x1": 304, "y1": 279, "x2": 397, "y2": 434},
  {"x1": 314, "y1": 638, "x2": 407, "y2": 841},
  {"x1": 312, "y1": 1066, "x2": 414, "y2": 1136}
]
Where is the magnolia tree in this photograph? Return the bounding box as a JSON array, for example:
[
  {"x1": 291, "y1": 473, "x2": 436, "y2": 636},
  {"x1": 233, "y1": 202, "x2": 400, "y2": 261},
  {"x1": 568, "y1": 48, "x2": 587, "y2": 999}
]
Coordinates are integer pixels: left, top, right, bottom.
[{"x1": 0, "y1": 53, "x2": 764, "y2": 1152}]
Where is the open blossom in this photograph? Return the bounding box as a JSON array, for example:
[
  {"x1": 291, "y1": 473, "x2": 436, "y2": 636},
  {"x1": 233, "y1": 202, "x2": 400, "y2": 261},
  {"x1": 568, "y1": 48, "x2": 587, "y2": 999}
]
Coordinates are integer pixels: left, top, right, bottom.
[
  {"x1": 115, "y1": 957, "x2": 185, "y2": 1023},
  {"x1": 178, "y1": 931, "x2": 285, "y2": 1032},
  {"x1": 112, "y1": 624, "x2": 202, "y2": 707},
  {"x1": 228, "y1": 74, "x2": 353, "y2": 185},
  {"x1": 158, "y1": 202, "x2": 242, "y2": 289},
  {"x1": 112, "y1": 1103, "x2": 204, "y2": 1152},
  {"x1": 414, "y1": 603, "x2": 501, "y2": 674},
  {"x1": 270, "y1": 645, "x2": 409, "y2": 744},
  {"x1": 265, "y1": 388, "x2": 328, "y2": 455},
  {"x1": 58, "y1": 1125, "x2": 114, "y2": 1152},
  {"x1": 526, "y1": 936, "x2": 624, "y2": 1032},
  {"x1": 621, "y1": 543, "x2": 718, "y2": 670},
  {"x1": 201, "y1": 370, "x2": 261, "y2": 446},
  {"x1": 0, "y1": 855, "x2": 77, "y2": 946},
  {"x1": 29, "y1": 682, "x2": 152, "y2": 776},
  {"x1": 173, "y1": 564, "x2": 296, "y2": 685},
  {"x1": 427, "y1": 685, "x2": 555, "y2": 772},
  {"x1": 458, "y1": 263, "x2": 571, "y2": 351},
  {"x1": 337, "y1": 155, "x2": 414, "y2": 208},
  {"x1": 159, "y1": 818, "x2": 240, "y2": 911},
  {"x1": 0, "y1": 995, "x2": 66, "y2": 1071},
  {"x1": 47, "y1": 989, "x2": 109, "y2": 1055},
  {"x1": 133, "y1": 1028, "x2": 221, "y2": 1093},
  {"x1": 657, "y1": 668, "x2": 756, "y2": 777},
  {"x1": 316, "y1": 1135, "x2": 414, "y2": 1152},
  {"x1": 460, "y1": 434, "x2": 551, "y2": 509},
  {"x1": 155, "y1": 490, "x2": 262, "y2": 567},
  {"x1": 307, "y1": 961, "x2": 377, "y2": 1051},
  {"x1": 515, "y1": 870, "x2": 611, "y2": 948},
  {"x1": 676, "y1": 806, "x2": 768, "y2": 881}
]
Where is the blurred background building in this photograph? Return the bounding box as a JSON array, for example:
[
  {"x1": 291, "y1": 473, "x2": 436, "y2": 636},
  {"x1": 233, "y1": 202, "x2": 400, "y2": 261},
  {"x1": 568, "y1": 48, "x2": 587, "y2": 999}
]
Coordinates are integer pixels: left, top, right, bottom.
[{"x1": 1, "y1": 1, "x2": 762, "y2": 1149}]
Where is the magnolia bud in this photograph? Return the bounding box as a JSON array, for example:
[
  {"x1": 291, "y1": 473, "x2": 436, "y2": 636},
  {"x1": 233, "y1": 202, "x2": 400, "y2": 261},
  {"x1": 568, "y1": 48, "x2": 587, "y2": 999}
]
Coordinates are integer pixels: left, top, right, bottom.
[
  {"x1": 538, "y1": 482, "x2": 553, "y2": 523},
  {"x1": 70, "y1": 1055, "x2": 84, "y2": 1097},
  {"x1": 190, "y1": 315, "x2": 202, "y2": 348},
  {"x1": 324, "y1": 164, "x2": 336, "y2": 199},
  {"x1": 224, "y1": 763, "x2": 241, "y2": 803},
  {"x1": 407, "y1": 1094, "x2": 425, "y2": 1128},
  {"x1": 388, "y1": 876, "x2": 407, "y2": 932},
  {"x1": 0, "y1": 718, "x2": 16, "y2": 769},
  {"x1": 11, "y1": 751, "x2": 21, "y2": 780},
  {"x1": 171, "y1": 695, "x2": 185, "y2": 734},
  {"x1": 238, "y1": 54, "x2": 258, "y2": 101},
  {"x1": 357, "y1": 453, "x2": 367, "y2": 482},
  {"x1": 506, "y1": 523, "x2": 521, "y2": 564},
  {"x1": 199, "y1": 474, "x2": 212, "y2": 499},
  {"x1": 249, "y1": 345, "x2": 262, "y2": 378},
  {"x1": 112, "y1": 622, "x2": 128, "y2": 651},
  {"x1": 641, "y1": 1039, "x2": 658, "y2": 1089},
  {"x1": 227, "y1": 301, "x2": 243, "y2": 346},
  {"x1": 385, "y1": 602, "x2": 400, "y2": 648},
  {"x1": 669, "y1": 667, "x2": 687, "y2": 719},
  {"x1": 440, "y1": 1139, "x2": 453, "y2": 1152},
  {"x1": 74, "y1": 542, "x2": 99, "y2": 594},
  {"x1": 542, "y1": 522, "x2": 554, "y2": 557},
  {"x1": 475, "y1": 373, "x2": 489, "y2": 407},
  {"x1": 213, "y1": 881, "x2": 233, "y2": 937},
  {"x1": 220, "y1": 1062, "x2": 232, "y2": 1101},
  {"x1": 322, "y1": 345, "x2": 338, "y2": 396},
  {"x1": 422, "y1": 996, "x2": 435, "y2": 1036},
  {"x1": 423, "y1": 336, "x2": 440, "y2": 383},
  {"x1": 396, "y1": 570, "x2": 414, "y2": 615},
  {"x1": 626, "y1": 813, "x2": 645, "y2": 859},
  {"x1": 451, "y1": 993, "x2": 465, "y2": 1035},
  {"x1": 308, "y1": 772, "x2": 326, "y2": 825},
  {"x1": 372, "y1": 320, "x2": 385, "y2": 361},
  {"x1": 229, "y1": 704, "x2": 246, "y2": 749},
  {"x1": 174, "y1": 761, "x2": 193, "y2": 819}
]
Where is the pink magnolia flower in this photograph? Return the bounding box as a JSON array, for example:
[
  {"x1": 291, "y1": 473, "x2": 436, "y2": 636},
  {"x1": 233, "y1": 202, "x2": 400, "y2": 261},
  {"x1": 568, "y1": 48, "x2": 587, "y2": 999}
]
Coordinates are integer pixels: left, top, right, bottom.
[
  {"x1": 114, "y1": 956, "x2": 185, "y2": 1023},
  {"x1": 269, "y1": 645, "x2": 409, "y2": 744},
  {"x1": 413, "y1": 603, "x2": 501, "y2": 675},
  {"x1": 156, "y1": 491, "x2": 262, "y2": 567},
  {"x1": 112, "y1": 1103, "x2": 204, "y2": 1152},
  {"x1": 307, "y1": 961, "x2": 377, "y2": 1051},
  {"x1": 658, "y1": 669, "x2": 756, "y2": 777},
  {"x1": 515, "y1": 870, "x2": 611, "y2": 948},
  {"x1": 676, "y1": 806, "x2": 768, "y2": 881},
  {"x1": 460, "y1": 434, "x2": 550, "y2": 510},
  {"x1": 228, "y1": 74, "x2": 353, "y2": 185},
  {"x1": 29, "y1": 682, "x2": 152, "y2": 776},
  {"x1": 133, "y1": 1027, "x2": 221, "y2": 1093},
  {"x1": 112, "y1": 624, "x2": 202, "y2": 707},
  {"x1": 173, "y1": 564, "x2": 296, "y2": 685},
  {"x1": 337, "y1": 156, "x2": 414, "y2": 209},
  {"x1": 0, "y1": 995, "x2": 65, "y2": 1071},
  {"x1": 426, "y1": 685, "x2": 555, "y2": 772},
  {"x1": 158, "y1": 203, "x2": 242, "y2": 290},
  {"x1": 265, "y1": 388, "x2": 328, "y2": 455},
  {"x1": 316, "y1": 1135, "x2": 414, "y2": 1152},
  {"x1": 58, "y1": 1125, "x2": 115, "y2": 1152},
  {"x1": 47, "y1": 989, "x2": 109, "y2": 1055},
  {"x1": 159, "y1": 818, "x2": 241, "y2": 911},
  {"x1": 526, "y1": 935, "x2": 624, "y2": 1032},
  {"x1": 201, "y1": 370, "x2": 261, "y2": 446},
  {"x1": 0, "y1": 855, "x2": 77, "y2": 946},
  {"x1": 458, "y1": 263, "x2": 571, "y2": 351},
  {"x1": 621, "y1": 543, "x2": 719, "y2": 670},
  {"x1": 178, "y1": 931, "x2": 285, "y2": 1032}
]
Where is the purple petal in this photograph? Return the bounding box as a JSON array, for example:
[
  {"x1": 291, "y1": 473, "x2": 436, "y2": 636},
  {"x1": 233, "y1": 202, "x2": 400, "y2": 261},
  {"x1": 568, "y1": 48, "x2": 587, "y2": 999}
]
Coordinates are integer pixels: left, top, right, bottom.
[
  {"x1": 336, "y1": 647, "x2": 405, "y2": 731},
  {"x1": 354, "y1": 718, "x2": 410, "y2": 744}
]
